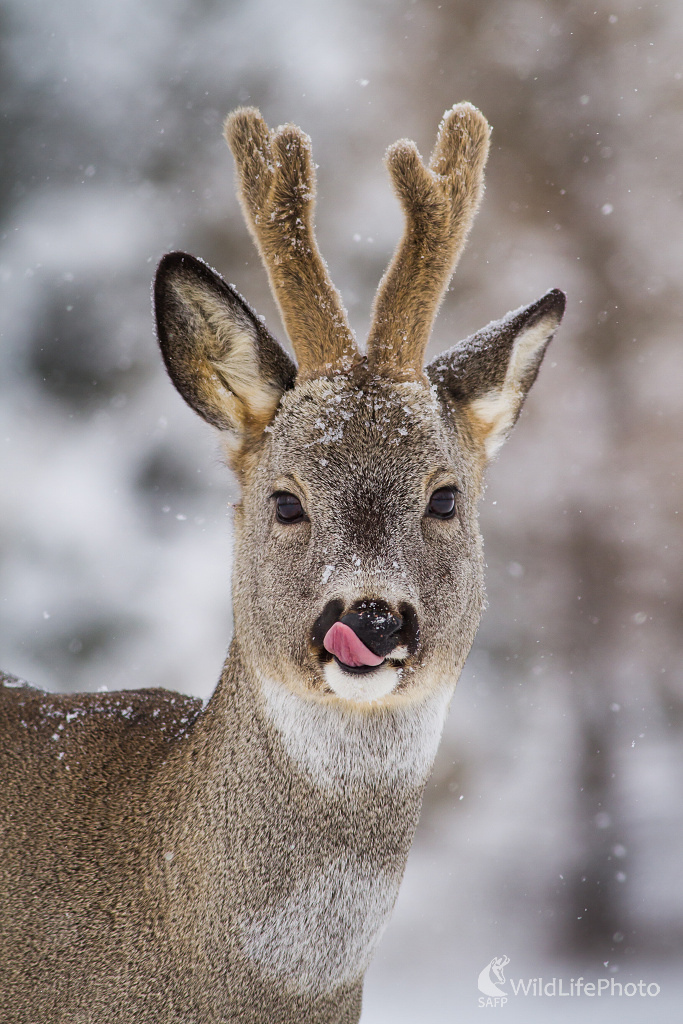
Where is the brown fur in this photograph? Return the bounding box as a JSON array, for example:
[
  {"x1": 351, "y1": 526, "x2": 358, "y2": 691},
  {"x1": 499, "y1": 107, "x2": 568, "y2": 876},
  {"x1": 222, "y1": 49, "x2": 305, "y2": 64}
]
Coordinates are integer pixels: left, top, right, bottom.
[
  {"x1": 0, "y1": 664, "x2": 376, "y2": 1022},
  {"x1": 154, "y1": 251, "x2": 296, "y2": 474},
  {"x1": 225, "y1": 108, "x2": 358, "y2": 375},
  {"x1": 368, "y1": 103, "x2": 490, "y2": 376},
  {"x1": 0, "y1": 104, "x2": 565, "y2": 1023}
]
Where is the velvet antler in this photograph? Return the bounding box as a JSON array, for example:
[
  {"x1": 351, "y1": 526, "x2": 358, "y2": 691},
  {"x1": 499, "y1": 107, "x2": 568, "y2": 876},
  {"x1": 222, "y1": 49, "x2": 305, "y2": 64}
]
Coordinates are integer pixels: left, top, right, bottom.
[
  {"x1": 367, "y1": 103, "x2": 490, "y2": 376},
  {"x1": 224, "y1": 108, "x2": 358, "y2": 376}
]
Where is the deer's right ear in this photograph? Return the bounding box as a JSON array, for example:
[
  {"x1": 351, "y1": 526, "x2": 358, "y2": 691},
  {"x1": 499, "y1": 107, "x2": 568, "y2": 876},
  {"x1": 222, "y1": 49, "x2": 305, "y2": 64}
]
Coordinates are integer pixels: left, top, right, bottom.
[
  {"x1": 154, "y1": 252, "x2": 296, "y2": 445},
  {"x1": 426, "y1": 289, "x2": 566, "y2": 461}
]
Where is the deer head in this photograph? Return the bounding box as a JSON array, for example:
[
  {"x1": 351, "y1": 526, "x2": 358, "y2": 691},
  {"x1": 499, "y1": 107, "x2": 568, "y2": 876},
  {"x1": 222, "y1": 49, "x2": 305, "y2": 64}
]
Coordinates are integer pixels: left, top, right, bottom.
[{"x1": 154, "y1": 104, "x2": 565, "y2": 707}]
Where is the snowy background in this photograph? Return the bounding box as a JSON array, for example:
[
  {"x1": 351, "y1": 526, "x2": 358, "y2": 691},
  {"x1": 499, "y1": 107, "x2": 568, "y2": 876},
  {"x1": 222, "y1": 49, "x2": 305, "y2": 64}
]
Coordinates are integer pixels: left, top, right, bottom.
[{"x1": 1, "y1": 0, "x2": 682, "y2": 1019}]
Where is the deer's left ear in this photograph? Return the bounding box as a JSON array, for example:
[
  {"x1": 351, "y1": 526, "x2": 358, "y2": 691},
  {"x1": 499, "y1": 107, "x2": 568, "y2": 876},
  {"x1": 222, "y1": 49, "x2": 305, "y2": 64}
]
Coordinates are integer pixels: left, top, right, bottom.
[
  {"x1": 426, "y1": 289, "x2": 566, "y2": 460},
  {"x1": 154, "y1": 252, "x2": 296, "y2": 464}
]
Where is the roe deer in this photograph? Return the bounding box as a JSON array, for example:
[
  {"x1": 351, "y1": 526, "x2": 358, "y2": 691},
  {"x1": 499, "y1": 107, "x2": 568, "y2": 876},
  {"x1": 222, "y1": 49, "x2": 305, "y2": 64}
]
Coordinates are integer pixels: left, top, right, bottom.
[{"x1": 0, "y1": 103, "x2": 565, "y2": 1023}]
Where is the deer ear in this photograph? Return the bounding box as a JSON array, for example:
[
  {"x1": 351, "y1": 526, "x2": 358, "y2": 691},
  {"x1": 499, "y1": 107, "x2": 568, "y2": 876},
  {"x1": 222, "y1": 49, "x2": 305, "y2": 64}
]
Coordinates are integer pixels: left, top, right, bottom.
[
  {"x1": 426, "y1": 289, "x2": 566, "y2": 460},
  {"x1": 154, "y1": 252, "x2": 296, "y2": 444}
]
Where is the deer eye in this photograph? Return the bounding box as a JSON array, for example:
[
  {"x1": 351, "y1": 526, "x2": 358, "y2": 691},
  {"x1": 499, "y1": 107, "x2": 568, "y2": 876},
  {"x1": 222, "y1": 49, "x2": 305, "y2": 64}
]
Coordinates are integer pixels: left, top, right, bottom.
[
  {"x1": 274, "y1": 491, "x2": 307, "y2": 524},
  {"x1": 426, "y1": 486, "x2": 457, "y2": 520}
]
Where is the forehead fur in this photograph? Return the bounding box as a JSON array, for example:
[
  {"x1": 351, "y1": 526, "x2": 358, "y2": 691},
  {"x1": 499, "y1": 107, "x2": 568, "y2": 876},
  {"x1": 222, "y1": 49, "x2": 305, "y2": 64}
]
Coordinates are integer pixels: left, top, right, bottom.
[{"x1": 268, "y1": 372, "x2": 461, "y2": 486}]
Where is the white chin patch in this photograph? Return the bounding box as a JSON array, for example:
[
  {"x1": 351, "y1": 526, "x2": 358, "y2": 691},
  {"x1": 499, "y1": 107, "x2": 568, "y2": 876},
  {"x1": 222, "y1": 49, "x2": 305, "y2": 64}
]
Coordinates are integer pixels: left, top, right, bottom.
[{"x1": 323, "y1": 660, "x2": 399, "y2": 703}]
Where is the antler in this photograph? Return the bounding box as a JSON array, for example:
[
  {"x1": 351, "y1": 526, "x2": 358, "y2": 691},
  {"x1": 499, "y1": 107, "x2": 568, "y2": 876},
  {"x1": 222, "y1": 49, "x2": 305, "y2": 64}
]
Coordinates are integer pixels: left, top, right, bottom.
[
  {"x1": 224, "y1": 108, "x2": 358, "y2": 376},
  {"x1": 367, "y1": 103, "x2": 491, "y2": 376}
]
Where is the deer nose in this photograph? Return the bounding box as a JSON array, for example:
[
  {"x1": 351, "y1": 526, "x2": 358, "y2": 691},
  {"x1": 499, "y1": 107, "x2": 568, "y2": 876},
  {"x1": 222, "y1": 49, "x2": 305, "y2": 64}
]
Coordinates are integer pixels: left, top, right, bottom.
[
  {"x1": 340, "y1": 600, "x2": 403, "y2": 659},
  {"x1": 346, "y1": 600, "x2": 420, "y2": 659},
  {"x1": 311, "y1": 598, "x2": 420, "y2": 662}
]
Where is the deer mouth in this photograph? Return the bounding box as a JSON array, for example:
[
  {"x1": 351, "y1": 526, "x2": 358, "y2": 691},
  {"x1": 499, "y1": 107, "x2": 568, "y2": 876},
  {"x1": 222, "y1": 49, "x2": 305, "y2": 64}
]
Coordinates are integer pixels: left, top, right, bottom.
[
  {"x1": 310, "y1": 604, "x2": 417, "y2": 701},
  {"x1": 323, "y1": 621, "x2": 386, "y2": 675},
  {"x1": 319, "y1": 620, "x2": 411, "y2": 677},
  {"x1": 310, "y1": 599, "x2": 417, "y2": 688}
]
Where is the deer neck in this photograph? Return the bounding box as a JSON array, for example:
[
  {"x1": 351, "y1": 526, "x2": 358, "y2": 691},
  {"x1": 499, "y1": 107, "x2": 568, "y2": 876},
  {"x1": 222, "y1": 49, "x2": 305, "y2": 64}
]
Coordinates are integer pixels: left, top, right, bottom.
[
  {"x1": 187, "y1": 639, "x2": 455, "y2": 805},
  {"x1": 163, "y1": 642, "x2": 454, "y2": 997},
  {"x1": 255, "y1": 668, "x2": 453, "y2": 795}
]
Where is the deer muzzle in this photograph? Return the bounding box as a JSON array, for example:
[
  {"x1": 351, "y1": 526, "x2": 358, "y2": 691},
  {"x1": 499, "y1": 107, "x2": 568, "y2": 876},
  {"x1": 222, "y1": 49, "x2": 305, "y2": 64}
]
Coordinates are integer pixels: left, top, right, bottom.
[{"x1": 314, "y1": 599, "x2": 419, "y2": 675}]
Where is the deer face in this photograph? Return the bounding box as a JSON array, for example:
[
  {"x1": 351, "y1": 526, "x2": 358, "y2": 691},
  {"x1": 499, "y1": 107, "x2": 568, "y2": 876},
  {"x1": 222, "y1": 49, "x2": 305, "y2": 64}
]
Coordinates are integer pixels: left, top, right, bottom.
[
  {"x1": 154, "y1": 105, "x2": 565, "y2": 707},
  {"x1": 155, "y1": 254, "x2": 563, "y2": 706},
  {"x1": 232, "y1": 371, "x2": 485, "y2": 704}
]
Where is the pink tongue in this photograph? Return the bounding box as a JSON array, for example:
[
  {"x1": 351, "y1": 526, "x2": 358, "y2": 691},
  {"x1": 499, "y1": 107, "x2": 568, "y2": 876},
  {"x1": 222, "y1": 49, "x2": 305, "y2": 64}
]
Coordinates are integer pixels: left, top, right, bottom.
[{"x1": 323, "y1": 622, "x2": 385, "y2": 668}]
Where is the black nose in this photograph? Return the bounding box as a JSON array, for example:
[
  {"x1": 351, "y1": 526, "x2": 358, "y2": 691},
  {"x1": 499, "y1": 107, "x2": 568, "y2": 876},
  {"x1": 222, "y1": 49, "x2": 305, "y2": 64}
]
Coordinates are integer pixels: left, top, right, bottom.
[
  {"x1": 341, "y1": 600, "x2": 404, "y2": 658},
  {"x1": 311, "y1": 598, "x2": 420, "y2": 659}
]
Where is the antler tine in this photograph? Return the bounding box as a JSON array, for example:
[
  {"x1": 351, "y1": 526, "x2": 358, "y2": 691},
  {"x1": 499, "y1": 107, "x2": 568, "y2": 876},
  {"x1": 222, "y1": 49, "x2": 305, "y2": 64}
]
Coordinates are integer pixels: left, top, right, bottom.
[
  {"x1": 224, "y1": 108, "x2": 358, "y2": 376},
  {"x1": 367, "y1": 103, "x2": 491, "y2": 376}
]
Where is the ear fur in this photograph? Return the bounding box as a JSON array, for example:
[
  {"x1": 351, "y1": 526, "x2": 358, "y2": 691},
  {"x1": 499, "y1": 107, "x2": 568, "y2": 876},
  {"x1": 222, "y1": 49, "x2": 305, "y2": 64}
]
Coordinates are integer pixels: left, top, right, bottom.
[
  {"x1": 426, "y1": 289, "x2": 566, "y2": 459},
  {"x1": 154, "y1": 252, "x2": 296, "y2": 459}
]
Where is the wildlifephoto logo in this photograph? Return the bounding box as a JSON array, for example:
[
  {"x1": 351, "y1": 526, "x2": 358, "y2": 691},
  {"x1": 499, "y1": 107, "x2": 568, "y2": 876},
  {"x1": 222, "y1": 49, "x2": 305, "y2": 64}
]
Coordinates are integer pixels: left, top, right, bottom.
[
  {"x1": 477, "y1": 957, "x2": 661, "y2": 1008},
  {"x1": 478, "y1": 955, "x2": 510, "y2": 1007}
]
